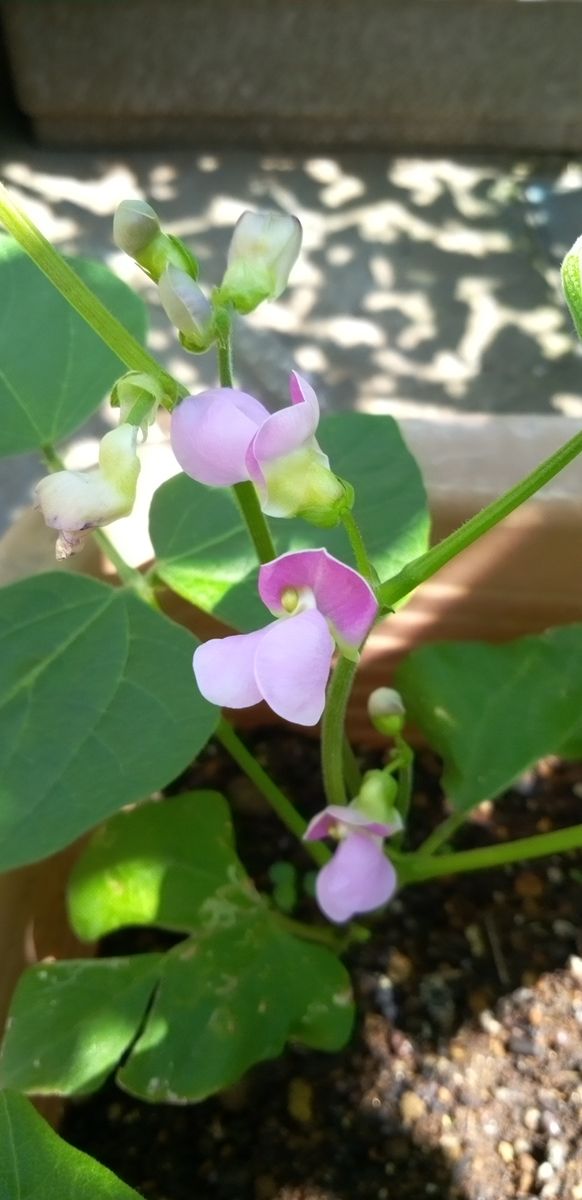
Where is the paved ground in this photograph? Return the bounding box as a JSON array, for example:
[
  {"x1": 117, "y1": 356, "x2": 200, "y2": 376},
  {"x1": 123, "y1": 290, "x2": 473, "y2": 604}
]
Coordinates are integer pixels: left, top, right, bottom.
[{"x1": 2, "y1": 125, "x2": 582, "y2": 532}]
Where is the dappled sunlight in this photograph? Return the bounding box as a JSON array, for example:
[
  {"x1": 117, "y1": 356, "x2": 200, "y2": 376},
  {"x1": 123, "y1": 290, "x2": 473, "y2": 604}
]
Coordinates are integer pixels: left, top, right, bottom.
[{"x1": 2, "y1": 141, "x2": 582, "y2": 538}]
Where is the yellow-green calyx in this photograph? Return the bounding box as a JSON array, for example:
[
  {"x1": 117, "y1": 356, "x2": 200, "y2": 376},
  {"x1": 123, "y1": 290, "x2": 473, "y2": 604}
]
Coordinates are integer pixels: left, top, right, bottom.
[{"x1": 262, "y1": 446, "x2": 352, "y2": 525}]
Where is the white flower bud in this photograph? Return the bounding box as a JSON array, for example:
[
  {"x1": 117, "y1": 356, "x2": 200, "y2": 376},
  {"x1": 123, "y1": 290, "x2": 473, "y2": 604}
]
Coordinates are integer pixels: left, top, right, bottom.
[
  {"x1": 114, "y1": 199, "x2": 199, "y2": 283},
  {"x1": 220, "y1": 210, "x2": 302, "y2": 314},
  {"x1": 35, "y1": 424, "x2": 140, "y2": 559},
  {"x1": 158, "y1": 266, "x2": 214, "y2": 352},
  {"x1": 367, "y1": 687, "x2": 406, "y2": 737},
  {"x1": 113, "y1": 199, "x2": 160, "y2": 258}
]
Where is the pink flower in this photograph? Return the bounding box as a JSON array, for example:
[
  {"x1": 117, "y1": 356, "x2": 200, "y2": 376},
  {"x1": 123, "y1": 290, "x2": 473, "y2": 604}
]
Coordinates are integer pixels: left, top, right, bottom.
[
  {"x1": 170, "y1": 372, "x2": 346, "y2": 519},
  {"x1": 304, "y1": 805, "x2": 400, "y2": 923},
  {"x1": 193, "y1": 548, "x2": 378, "y2": 725}
]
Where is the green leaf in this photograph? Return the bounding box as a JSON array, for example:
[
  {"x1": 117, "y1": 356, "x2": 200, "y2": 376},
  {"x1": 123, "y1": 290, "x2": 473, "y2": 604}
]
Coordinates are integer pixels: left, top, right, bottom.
[
  {"x1": 0, "y1": 1090, "x2": 140, "y2": 1198},
  {"x1": 0, "y1": 572, "x2": 218, "y2": 870},
  {"x1": 68, "y1": 791, "x2": 251, "y2": 940},
  {"x1": 396, "y1": 625, "x2": 582, "y2": 812},
  {"x1": 0, "y1": 238, "x2": 147, "y2": 457},
  {"x1": 119, "y1": 912, "x2": 353, "y2": 1102},
  {"x1": 68, "y1": 794, "x2": 354, "y2": 1100},
  {"x1": 151, "y1": 411, "x2": 429, "y2": 631},
  {"x1": 0, "y1": 956, "x2": 161, "y2": 1095}
]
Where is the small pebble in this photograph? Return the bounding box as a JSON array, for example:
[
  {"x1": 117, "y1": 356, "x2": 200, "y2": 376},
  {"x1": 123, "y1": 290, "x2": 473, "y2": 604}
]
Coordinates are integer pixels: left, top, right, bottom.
[
  {"x1": 497, "y1": 1140, "x2": 514, "y2": 1164},
  {"x1": 509, "y1": 1034, "x2": 539, "y2": 1057},
  {"x1": 399, "y1": 1091, "x2": 426, "y2": 1125},
  {"x1": 572, "y1": 1185, "x2": 582, "y2": 1200},
  {"x1": 479, "y1": 1009, "x2": 502, "y2": 1036},
  {"x1": 547, "y1": 1138, "x2": 566, "y2": 1170},
  {"x1": 552, "y1": 918, "x2": 576, "y2": 938},
  {"x1": 514, "y1": 871, "x2": 544, "y2": 898},
  {"x1": 536, "y1": 1161, "x2": 554, "y2": 1184},
  {"x1": 541, "y1": 1112, "x2": 561, "y2": 1137},
  {"x1": 287, "y1": 1078, "x2": 313, "y2": 1124},
  {"x1": 568, "y1": 954, "x2": 582, "y2": 981}
]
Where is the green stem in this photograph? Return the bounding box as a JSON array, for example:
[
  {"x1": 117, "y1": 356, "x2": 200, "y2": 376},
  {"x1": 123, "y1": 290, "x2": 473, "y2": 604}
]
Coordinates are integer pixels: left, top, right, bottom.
[
  {"x1": 273, "y1": 911, "x2": 344, "y2": 951},
  {"x1": 233, "y1": 482, "x2": 277, "y2": 563},
  {"x1": 216, "y1": 718, "x2": 330, "y2": 867},
  {"x1": 0, "y1": 182, "x2": 182, "y2": 407},
  {"x1": 321, "y1": 656, "x2": 358, "y2": 807},
  {"x1": 341, "y1": 510, "x2": 375, "y2": 582},
  {"x1": 215, "y1": 309, "x2": 277, "y2": 564},
  {"x1": 397, "y1": 822, "x2": 582, "y2": 884},
  {"x1": 342, "y1": 736, "x2": 363, "y2": 798},
  {"x1": 394, "y1": 736, "x2": 413, "y2": 823},
  {"x1": 41, "y1": 444, "x2": 158, "y2": 606},
  {"x1": 378, "y1": 429, "x2": 582, "y2": 607},
  {"x1": 417, "y1": 808, "x2": 471, "y2": 857}
]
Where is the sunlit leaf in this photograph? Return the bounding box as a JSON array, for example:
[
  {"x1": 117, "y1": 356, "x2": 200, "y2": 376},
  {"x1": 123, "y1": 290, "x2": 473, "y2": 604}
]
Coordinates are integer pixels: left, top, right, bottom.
[{"x1": 0, "y1": 238, "x2": 146, "y2": 456}]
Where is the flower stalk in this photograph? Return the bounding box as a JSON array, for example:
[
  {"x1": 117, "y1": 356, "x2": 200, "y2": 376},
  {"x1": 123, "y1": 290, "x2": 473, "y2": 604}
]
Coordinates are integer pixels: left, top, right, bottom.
[{"x1": 378, "y1": 429, "x2": 582, "y2": 607}]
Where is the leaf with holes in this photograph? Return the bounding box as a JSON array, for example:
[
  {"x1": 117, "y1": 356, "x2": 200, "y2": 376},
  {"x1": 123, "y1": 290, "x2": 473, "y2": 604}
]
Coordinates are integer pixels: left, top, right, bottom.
[
  {"x1": 0, "y1": 1090, "x2": 141, "y2": 1197},
  {"x1": 150, "y1": 411, "x2": 429, "y2": 631},
  {"x1": 68, "y1": 791, "x2": 251, "y2": 940},
  {"x1": 0, "y1": 572, "x2": 218, "y2": 869},
  {"x1": 119, "y1": 910, "x2": 353, "y2": 1102},
  {"x1": 0, "y1": 238, "x2": 147, "y2": 456},
  {"x1": 396, "y1": 625, "x2": 582, "y2": 812},
  {"x1": 0, "y1": 956, "x2": 161, "y2": 1095}
]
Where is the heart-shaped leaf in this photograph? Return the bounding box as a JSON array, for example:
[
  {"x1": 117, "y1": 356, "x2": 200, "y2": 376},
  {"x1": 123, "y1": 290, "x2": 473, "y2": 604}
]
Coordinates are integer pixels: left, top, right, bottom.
[
  {"x1": 397, "y1": 626, "x2": 582, "y2": 811},
  {"x1": 0, "y1": 1090, "x2": 140, "y2": 1198},
  {"x1": 0, "y1": 572, "x2": 218, "y2": 869},
  {"x1": 0, "y1": 238, "x2": 146, "y2": 456}
]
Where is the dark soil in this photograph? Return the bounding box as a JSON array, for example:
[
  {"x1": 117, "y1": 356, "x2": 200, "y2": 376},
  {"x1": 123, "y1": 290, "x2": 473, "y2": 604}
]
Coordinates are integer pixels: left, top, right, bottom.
[{"x1": 63, "y1": 733, "x2": 582, "y2": 1200}]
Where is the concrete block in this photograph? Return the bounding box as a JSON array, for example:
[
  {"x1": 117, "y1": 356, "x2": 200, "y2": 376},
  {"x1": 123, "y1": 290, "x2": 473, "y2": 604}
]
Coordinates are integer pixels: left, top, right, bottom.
[{"x1": 3, "y1": 0, "x2": 582, "y2": 150}]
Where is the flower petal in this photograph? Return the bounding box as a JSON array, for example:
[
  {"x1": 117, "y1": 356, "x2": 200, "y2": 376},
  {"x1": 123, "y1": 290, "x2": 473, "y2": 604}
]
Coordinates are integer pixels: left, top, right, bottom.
[
  {"x1": 246, "y1": 372, "x2": 322, "y2": 485},
  {"x1": 171, "y1": 389, "x2": 268, "y2": 486},
  {"x1": 305, "y1": 804, "x2": 399, "y2": 841},
  {"x1": 259, "y1": 548, "x2": 378, "y2": 649},
  {"x1": 254, "y1": 609, "x2": 334, "y2": 725},
  {"x1": 315, "y1": 834, "x2": 397, "y2": 923},
  {"x1": 193, "y1": 627, "x2": 267, "y2": 708}
]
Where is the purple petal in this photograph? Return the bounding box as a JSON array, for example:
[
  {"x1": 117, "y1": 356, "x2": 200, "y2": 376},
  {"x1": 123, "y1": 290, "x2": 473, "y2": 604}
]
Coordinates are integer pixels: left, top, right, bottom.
[
  {"x1": 171, "y1": 389, "x2": 268, "y2": 486},
  {"x1": 315, "y1": 834, "x2": 397, "y2": 924},
  {"x1": 254, "y1": 609, "x2": 334, "y2": 726},
  {"x1": 246, "y1": 372, "x2": 321, "y2": 485},
  {"x1": 305, "y1": 805, "x2": 399, "y2": 841},
  {"x1": 259, "y1": 548, "x2": 378, "y2": 649},
  {"x1": 193, "y1": 627, "x2": 267, "y2": 708}
]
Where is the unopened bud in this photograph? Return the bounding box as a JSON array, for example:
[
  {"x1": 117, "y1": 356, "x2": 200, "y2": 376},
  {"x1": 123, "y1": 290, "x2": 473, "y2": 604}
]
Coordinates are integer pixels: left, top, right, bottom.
[
  {"x1": 354, "y1": 770, "x2": 402, "y2": 829},
  {"x1": 113, "y1": 198, "x2": 199, "y2": 283},
  {"x1": 220, "y1": 209, "x2": 302, "y2": 314},
  {"x1": 367, "y1": 687, "x2": 406, "y2": 737},
  {"x1": 35, "y1": 424, "x2": 140, "y2": 559},
  {"x1": 111, "y1": 371, "x2": 168, "y2": 434},
  {"x1": 562, "y1": 234, "x2": 582, "y2": 341},
  {"x1": 158, "y1": 265, "x2": 214, "y2": 352},
  {"x1": 113, "y1": 199, "x2": 160, "y2": 258}
]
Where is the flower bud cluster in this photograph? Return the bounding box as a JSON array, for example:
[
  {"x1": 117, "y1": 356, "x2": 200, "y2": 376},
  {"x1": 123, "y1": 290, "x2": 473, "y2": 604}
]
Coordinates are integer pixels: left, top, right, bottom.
[{"x1": 114, "y1": 200, "x2": 303, "y2": 356}]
